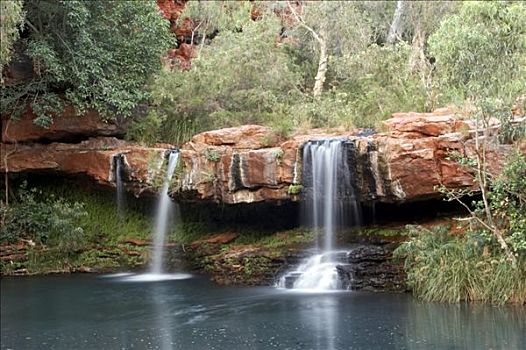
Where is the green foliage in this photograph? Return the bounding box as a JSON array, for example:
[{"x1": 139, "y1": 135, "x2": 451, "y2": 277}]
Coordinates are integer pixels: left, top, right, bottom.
[
  {"x1": 397, "y1": 155, "x2": 526, "y2": 304},
  {"x1": 0, "y1": 0, "x2": 25, "y2": 72},
  {"x1": 233, "y1": 227, "x2": 315, "y2": 248},
  {"x1": 151, "y1": 13, "x2": 301, "y2": 139},
  {"x1": 125, "y1": 110, "x2": 165, "y2": 146},
  {"x1": 177, "y1": 1, "x2": 253, "y2": 41},
  {"x1": 40, "y1": 182, "x2": 153, "y2": 243},
  {"x1": 394, "y1": 225, "x2": 526, "y2": 304},
  {"x1": 429, "y1": 2, "x2": 526, "y2": 102},
  {"x1": 331, "y1": 43, "x2": 429, "y2": 127},
  {"x1": 204, "y1": 148, "x2": 221, "y2": 162},
  {"x1": 0, "y1": 184, "x2": 87, "y2": 253},
  {"x1": 287, "y1": 184, "x2": 303, "y2": 195},
  {"x1": 2, "y1": 0, "x2": 174, "y2": 123},
  {"x1": 489, "y1": 152, "x2": 526, "y2": 256},
  {"x1": 1, "y1": 181, "x2": 153, "y2": 275}
]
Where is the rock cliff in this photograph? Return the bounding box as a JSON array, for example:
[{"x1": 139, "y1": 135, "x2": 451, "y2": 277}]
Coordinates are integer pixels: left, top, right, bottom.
[
  {"x1": 2, "y1": 108, "x2": 523, "y2": 204},
  {"x1": 173, "y1": 108, "x2": 521, "y2": 204}
]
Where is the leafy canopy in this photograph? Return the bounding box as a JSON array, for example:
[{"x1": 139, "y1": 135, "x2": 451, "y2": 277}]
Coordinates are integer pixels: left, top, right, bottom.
[
  {"x1": 0, "y1": 0, "x2": 25, "y2": 72},
  {"x1": 1, "y1": 0, "x2": 174, "y2": 126},
  {"x1": 429, "y1": 1, "x2": 526, "y2": 102},
  {"x1": 151, "y1": 12, "x2": 301, "y2": 142}
]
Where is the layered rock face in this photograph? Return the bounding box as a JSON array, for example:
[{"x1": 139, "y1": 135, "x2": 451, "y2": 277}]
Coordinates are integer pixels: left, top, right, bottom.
[
  {"x1": 174, "y1": 108, "x2": 521, "y2": 204},
  {"x1": 2, "y1": 107, "x2": 522, "y2": 203},
  {"x1": 336, "y1": 245, "x2": 405, "y2": 292},
  {"x1": 1, "y1": 109, "x2": 172, "y2": 193},
  {"x1": 1, "y1": 106, "x2": 122, "y2": 143}
]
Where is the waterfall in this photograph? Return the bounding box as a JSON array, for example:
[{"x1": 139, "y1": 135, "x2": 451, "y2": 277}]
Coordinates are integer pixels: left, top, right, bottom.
[
  {"x1": 150, "y1": 151, "x2": 179, "y2": 275},
  {"x1": 113, "y1": 154, "x2": 126, "y2": 220},
  {"x1": 279, "y1": 139, "x2": 361, "y2": 291},
  {"x1": 106, "y1": 150, "x2": 191, "y2": 282}
]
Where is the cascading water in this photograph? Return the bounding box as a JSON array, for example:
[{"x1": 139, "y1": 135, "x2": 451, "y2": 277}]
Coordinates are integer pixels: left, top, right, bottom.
[
  {"x1": 150, "y1": 151, "x2": 179, "y2": 275},
  {"x1": 108, "y1": 150, "x2": 191, "y2": 282},
  {"x1": 113, "y1": 154, "x2": 126, "y2": 220},
  {"x1": 279, "y1": 139, "x2": 361, "y2": 291}
]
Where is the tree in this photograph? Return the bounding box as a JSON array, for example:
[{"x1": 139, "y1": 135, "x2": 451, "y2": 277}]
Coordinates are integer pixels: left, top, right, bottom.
[
  {"x1": 430, "y1": 2, "x2": 526, "y2": 264},
  {"x1": 386, "y1": 0, "x2": 406, "y2": 44},
  {"x1": 1, "y1": 0, "x2": 174, "y2": 125},
  {"x1": 0, "y1": 0, "x2": 25, "y2": 74},
  {"x1": 150, "y1": 12, "x2": 301, "y2": 143},
  {"x1": 284, "y1": 1, "x2": 372, "y2": 98},
  {"x1": 429, "y1": 1, "x2": 526, "y2": 103}
]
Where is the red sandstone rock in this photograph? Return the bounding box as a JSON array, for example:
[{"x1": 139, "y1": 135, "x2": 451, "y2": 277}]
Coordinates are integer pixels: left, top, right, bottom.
[
  {"x1": 2, "y1": 107, "x2": 523, "y2": 205},
  {"x1": 1, "y1": 105, "x2": 120, "y2": 143},
  {"x1": 190, "y1": 125, "x2": 279, "y2": 149},
  {"x1": 384, "y1": 109, "x2": 469, "y2": 137},
  {"x1": 0, "y1": 137, "x2": 170, "y2": 192},
  {"x1": 191, "y1": 232, "x2": 238, "y2": 247},
  {"x1": 157, "y1": 0, "x2": 187, "y2": 22},
  {"x1": 123, "y1": 239, "x2": 150, "y2": 247},
  {"x1": 167, "y1": 43, "x2": 196, "y2": 70}
]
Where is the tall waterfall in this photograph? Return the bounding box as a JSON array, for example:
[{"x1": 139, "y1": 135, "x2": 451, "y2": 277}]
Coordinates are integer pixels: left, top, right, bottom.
[
  {"x1": 109, "y1": 150, "x2": 191, "y2": 282},
  {"x1": 279, "y1": 139, "x2": 361, "y2": 291},
  {"x1": 113, "y1": 154, "x2": 126, "y2": 220},
  {"x1": 150, "y1": 151, "x2": 179, "y2": 275}
]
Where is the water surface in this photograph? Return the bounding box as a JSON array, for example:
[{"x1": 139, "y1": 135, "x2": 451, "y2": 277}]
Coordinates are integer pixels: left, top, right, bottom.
[{"x1": 1, "y1": 275, "x2": 524, "y2": 349}]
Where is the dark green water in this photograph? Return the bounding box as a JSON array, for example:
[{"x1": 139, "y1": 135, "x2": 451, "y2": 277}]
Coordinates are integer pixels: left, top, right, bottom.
[{"x1": 1, "y1": 274, "x2": 525, "y2": 350}]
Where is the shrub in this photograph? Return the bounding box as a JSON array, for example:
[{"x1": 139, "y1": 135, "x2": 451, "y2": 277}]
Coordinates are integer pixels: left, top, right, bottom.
[
  {"x1": 0, "y1": 184, "x2": 87, "y2": 253},
  {"x1": 429, "y1": 2, "x2": 526, "y2": 102},
  {"x1": 394, "y1": 225, "x2": 526, "y2": 304},
  {"x1": 150, "y1": 13, "x2": 302, "y2": 140}
]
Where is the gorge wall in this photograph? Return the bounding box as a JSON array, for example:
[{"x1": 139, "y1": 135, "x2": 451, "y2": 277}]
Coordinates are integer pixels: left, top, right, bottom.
[
  {"x1": 2, "y1": 107, "x2": 523, "y2": 205},
  {"x1": 173, "y1": 107, "x2": 520, "y2": 204}
]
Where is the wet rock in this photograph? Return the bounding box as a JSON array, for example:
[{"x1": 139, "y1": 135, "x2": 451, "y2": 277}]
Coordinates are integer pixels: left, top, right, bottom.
[
  {"x1": 336, "y1": 245, "x2": 406, "y2": 292},
  {"x1": 0, "y1": 137, "x2": 171, "y2": 193}
]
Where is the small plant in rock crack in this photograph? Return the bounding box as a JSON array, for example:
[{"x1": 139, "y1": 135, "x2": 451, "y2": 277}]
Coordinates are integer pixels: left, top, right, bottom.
[{"x1": 204, "y1": 148, "x2": 221, "y2": 162}]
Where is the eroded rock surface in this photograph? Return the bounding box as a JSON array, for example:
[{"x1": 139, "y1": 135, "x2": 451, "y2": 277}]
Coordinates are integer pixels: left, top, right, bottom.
[
  {"x1": 174, "y1": 109, "x2": 523, "y2": 204},
  {"x1": 1, "y1": 106, "x2": 122, "y2": 143},
  {"x1": 2, "y1": 108, "x2": 523, "y2": 204},
  {"x1": 1, "y1": 137, "x2": 171, "y2": 193},
  {"x1": 336, "y1": 245, "x2": 406, "y2": 292}
]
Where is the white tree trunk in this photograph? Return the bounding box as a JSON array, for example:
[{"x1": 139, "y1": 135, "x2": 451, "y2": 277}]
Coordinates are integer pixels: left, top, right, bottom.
[
  {"x1": 387, "y1": 1, "x2": 406, "y2": 44},
  {"x1": 313, "y1": 31, "x2": 328, "y2": 99}
]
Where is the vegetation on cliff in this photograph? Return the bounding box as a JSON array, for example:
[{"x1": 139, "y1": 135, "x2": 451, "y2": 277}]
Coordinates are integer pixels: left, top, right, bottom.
[
  {"x1": 395, "y1": 153, "x2": 526, "y2": 304},
  {"x1": 134, "y1": 1, "x2": 524, "y2": 145},
  {"x1": 1, "y1": 0, "x2": 173, "y2": 125}
]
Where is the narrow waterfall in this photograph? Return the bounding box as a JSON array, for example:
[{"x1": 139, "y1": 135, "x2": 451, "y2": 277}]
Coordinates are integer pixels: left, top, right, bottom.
[
  {"x1": 113, "y1": 154, "x2": 126, "y2": 220},
  {"x1": 150, "y1": 151, "x2": 179, "y2": 275},
  {"x1": 279, "y1": 139, "x2": 361, "y2": 291}
]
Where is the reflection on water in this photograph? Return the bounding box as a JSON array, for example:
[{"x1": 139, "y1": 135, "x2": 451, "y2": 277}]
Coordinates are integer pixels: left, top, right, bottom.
[
  {"x1": 299, "y1": 296, "x2": 337, "y2": 350},
  {"x1": 1, "y1": 275, "x2": 525, "y2": 350},
  {"x1": 153, "y1": 283, "x2": 174, "y2": 350},
  {"x1": 402, "y1": 301, "x2": 526, "y2": 350}
]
